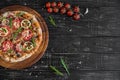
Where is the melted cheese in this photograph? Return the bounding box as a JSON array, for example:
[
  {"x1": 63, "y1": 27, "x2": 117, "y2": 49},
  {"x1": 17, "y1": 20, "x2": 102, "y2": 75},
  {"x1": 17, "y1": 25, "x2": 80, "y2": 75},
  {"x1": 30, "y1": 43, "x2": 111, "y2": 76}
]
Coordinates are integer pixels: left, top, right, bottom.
[{"x1": 0, "y1": 11, "x2": 42, "y2": 63}]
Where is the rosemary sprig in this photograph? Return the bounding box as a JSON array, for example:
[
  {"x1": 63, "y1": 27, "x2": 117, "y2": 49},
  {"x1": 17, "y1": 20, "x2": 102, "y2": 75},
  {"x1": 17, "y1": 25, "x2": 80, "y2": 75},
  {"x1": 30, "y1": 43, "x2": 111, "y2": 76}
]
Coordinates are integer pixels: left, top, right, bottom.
[
  {"x1": 13, "y1": 27, "x2": 22, "y2": 39},
  {"x1": 29, "y1": 26, "x2": 33, "y2": 30},
  {"x1": 60, "y1": 58, "x2": 70, "y2": 75},
  {"x1": 50, "y1": 65, "x2": 64, "y2": 76},
  {"x1": 31, "y1": 37, "x2": 36, "y2": 47},
  {"x1": 7, "y1": 49, "x2": 13, "y2": 53},
  {"x1": 9, "y1": 18, "x2": 13, "y2": 28},
  {"x1": 1, "y1": 28, "x2": 7, "y2": 33},
  {"x1": 48, "y1": 16, "x2": 56, "y2": 27}
]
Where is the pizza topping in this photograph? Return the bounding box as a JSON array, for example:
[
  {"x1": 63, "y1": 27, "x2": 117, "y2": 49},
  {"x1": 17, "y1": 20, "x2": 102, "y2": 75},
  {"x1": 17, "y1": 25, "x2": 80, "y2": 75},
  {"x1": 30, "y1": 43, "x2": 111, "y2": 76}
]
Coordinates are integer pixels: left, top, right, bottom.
[
  {"x1": 2, "y1": 18, "x2": 9, "y2": 25},
  {"x1": 0, "y1": 26, "x2": 10, "y2": 37},
  {"x1": 16, "y1": 52, "x2": 21, "y2": 57},
  {"x1": 0, "y1": 11, "x2": 41, "y2": 61},
  {"x1": 31, "y1": 37, "x2": 36, "y2": 47},
  {"x1": 16, "y1": 11, "x2": 24, "y2": 17},
  {"x1": 23, "y1": 41, "x2": 34, "y2": 51},
  {"x1": 9, "y1": 18, "x2": 13, "y2": 28},
  {"x1": 22, "y1": 29, "x2": 33, "y2": 41},
  {"x1": 0, "y1": 38, "x2": 5, "y2": 47},
  {"x1": 15, "y1": 42, "x2": 23, "y2": 52},
  {"x1": 12, "y1": 27, "x2": 22, "y2": 39},
  {"x1": 7, "y1": 49, "x2": 14, "y2": 53},
  {"x1": 2, "y1": 40, "x2": 13, "y2": 52},
  {"x1": 7, "y1": 12, "x2": 15, "y2": 18},
  {"x1": 12, "y1": 18, "x2": 21, "y2": 29},
  {"x1": 21, "y1": 19, "x2": 31, "y2": 29}
]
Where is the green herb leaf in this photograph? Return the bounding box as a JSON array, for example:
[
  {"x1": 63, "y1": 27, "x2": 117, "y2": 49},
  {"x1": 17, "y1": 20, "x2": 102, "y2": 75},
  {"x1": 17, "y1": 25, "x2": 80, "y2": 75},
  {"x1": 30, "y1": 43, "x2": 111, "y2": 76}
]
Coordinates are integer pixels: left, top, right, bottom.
[
  {"x1": 22, "y1": 48, "x2": 27, "y2": 51},
  {"x1": 0, "y1": 17, "x2": 6, "y2": 21},
  {"x1": 7, "y1": 49, "x2": 13, "y2": 53},
  {"x1": 60, "y1": 58, "x2": 70, "y2": 75},
  {"x1": 16, "y1": 12, "x2": 24, "y2": 17},
  {"x1": 16, "y1": 27, "x2": 22, "y2": 33},
  {"x1": 50, "y1": 65, "x2": 64, "y2": 76},
  {"x1": 9, "y1": 18, "x2": 13, "y2": 28},
  {"x1": 1, "y1": 28, "x2": 7, "y2": 33},
  {"x1": 12, "y1": 33, "x2": 18, "y2": 39},
  {"x1": 31, "y1": 37, "x2": 36, "y2": 47},
  {"x1": 29, "y1": 26, "x2": 32, "y2": 30},
  {"x1": 48, "y1": 16, "x2": 56, "y2": 27},
  {"x1": 13, "y1": 27, "x2": 22, "y2": 39}
]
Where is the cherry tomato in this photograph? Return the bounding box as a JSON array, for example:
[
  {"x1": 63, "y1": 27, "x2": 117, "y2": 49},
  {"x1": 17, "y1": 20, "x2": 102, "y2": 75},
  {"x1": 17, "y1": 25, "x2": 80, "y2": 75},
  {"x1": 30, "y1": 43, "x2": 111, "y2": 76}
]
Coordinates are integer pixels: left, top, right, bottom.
[
  {"x1": 15, "y1": 42, "x2": 22, "y2": 52},
  {"x1": 47, "y1": 8, "x2": 53, "y2": 13},
  {"x1": 73, "y1": 6, "x2": 80, "y2": 13},
  {"x1": 73, "y1": 13, "x2": 80, "y2": 20},
  {"x1": 51, "y1": 2, "x2": 57, "y2": 7},
  {"x1": 57, "y1": 2, "x2": 63, "y2": 8},
  {"x1": 0, "y1": 26, "x2": 10, "y2": 37},
  {"x1": 60, "y1": 7, "x2": 67, "y2": 14},
  {"x1": 45, "y1": 2, "x2": 51, "y2": 8},
  {"x1": 2, "y1": 40, "x2": 13, "y2": 52},
  {"x1": 67, "y1": 10, "x2": 74, "y2": 16},
  {"x1": 22, "y1": 29, "x2": 33, "y2": 41},
  {"x1": 64, "y1": 3, "x2": 71, "y2": 9},
  {"x1": 53, "y1": 7, "x2": 59, "y2": 13},
  {"x1": 12, "y1": 18, "x2": 21, "y2": 30}
]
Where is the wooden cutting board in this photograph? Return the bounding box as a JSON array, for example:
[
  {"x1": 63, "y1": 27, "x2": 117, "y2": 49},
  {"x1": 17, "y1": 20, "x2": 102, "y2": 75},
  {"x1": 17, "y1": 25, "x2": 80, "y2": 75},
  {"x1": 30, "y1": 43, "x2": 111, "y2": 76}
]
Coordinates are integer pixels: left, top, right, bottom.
[{"x1": 0, "y1": 5, "x2": 49, "y2": 69}]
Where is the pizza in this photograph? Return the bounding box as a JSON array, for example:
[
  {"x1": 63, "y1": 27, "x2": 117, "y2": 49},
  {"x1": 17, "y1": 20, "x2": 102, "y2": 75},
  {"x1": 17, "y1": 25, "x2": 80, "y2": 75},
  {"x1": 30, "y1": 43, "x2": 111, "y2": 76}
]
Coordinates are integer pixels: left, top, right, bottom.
[{"x1": 0, "y1": 11, "x2": 42, "y2": 63}]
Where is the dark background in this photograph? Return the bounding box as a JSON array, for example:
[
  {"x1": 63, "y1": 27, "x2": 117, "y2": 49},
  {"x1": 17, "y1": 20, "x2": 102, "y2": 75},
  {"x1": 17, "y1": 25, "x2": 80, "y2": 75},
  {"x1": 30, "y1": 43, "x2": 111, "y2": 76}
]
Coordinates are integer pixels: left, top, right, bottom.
[{"x1": 0, "y1": 0, "x2": 120, "y2": 80}]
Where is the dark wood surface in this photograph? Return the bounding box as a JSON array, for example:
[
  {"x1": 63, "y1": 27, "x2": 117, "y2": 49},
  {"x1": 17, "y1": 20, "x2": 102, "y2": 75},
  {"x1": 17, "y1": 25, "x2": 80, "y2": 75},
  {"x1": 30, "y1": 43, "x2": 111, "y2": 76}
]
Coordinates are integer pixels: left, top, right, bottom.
[{"x1": 0, "y1": 0, "x2": 120, "y2": 80}]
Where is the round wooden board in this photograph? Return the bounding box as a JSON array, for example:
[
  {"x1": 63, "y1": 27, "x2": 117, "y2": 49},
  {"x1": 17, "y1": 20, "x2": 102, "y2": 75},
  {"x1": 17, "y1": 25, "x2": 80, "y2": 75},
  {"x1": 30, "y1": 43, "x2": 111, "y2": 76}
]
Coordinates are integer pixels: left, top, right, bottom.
[{"x1": 0, "y1": 5, "x2": 49, "y2": 69}]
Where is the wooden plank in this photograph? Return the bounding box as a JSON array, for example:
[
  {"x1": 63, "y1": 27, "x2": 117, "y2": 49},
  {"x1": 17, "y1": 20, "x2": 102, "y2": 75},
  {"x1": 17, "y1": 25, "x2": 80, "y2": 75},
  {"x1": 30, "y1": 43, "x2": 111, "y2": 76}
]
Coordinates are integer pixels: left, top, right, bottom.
[
  {"x1": 36, "y1": 53, "x2": 120, "y2": 70},
  {"x1": 47, "y1": 37, "x2": 120, "y2": 53},
  {"x1": 37, "y1": 0, "x2": 119, "y2": 7},
  {"x1": 39, "y1": 7, "x2": 120, "y2": 37},
  {"x1": 1, "y1": 53, "x2": 120, "y2": 70},
  {"x1": 0, "y1": 71, "x2": 120, "y2": 80}
]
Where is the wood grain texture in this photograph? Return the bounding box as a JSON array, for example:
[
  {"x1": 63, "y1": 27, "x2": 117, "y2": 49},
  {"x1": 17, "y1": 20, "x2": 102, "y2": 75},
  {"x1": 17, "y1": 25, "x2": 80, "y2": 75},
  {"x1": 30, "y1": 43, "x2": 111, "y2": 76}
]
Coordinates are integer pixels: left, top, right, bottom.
[{"x1": 0, "y1": 0, "x2": 120, "y2": 80}]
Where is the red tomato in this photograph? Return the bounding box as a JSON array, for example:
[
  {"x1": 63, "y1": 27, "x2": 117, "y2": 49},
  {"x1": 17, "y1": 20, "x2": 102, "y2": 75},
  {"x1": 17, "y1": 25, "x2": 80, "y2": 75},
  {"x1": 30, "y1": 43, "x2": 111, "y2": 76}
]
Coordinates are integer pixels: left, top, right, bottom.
[
  {"x1": 57, "y1": 2, "x2": 63, "y2": 8},
  {"x1": 12, "y1": 18, "x2": 21, "y2": 30},
  {"x1": 67, "y1": 10, "x2": 74, "y2": 16},
  {"x1": 15, "y1": 42, "x2": 22, "y2": 52},
  {"x1": 73, "y1": 13, "x2": 80, "y2": 20},
  {"x1": 60, "y1": 7, "x2": 67, "y2": 14},
  {"x1": 53, "y1": 7, "x2": 59, "y2": 13},
  {"x1": 0, "y1": 26, "x2": 10, "y2": 37},
  {"x1": 64, "y1": 3, "x2": 71, "y2": 9},
  {"x1": 2, "y1": 40, "x2": 13, "y2": 52},
  {"x1": 45, "y1": 2, "x2": 51, "y2": 8},
  {"x1": 73, "y1": 6, "x2": 80, "y2": 13},
  {"x1": 22, "y1": 29, "x2": 33, "y2": 41},
  {"x1": 51, "y1": 2, "x2": 57, "y2": 7},
  {"x1": 47, "y1": 8, "x2": 53, "y2": 13}
]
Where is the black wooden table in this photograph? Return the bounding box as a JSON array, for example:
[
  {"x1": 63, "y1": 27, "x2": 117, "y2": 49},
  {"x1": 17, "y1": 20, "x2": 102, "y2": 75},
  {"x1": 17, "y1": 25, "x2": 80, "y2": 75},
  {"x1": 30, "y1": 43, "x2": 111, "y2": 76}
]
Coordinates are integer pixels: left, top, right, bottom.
[{"x1": 0, "y1": 0, "x2": 120, "y2": 80}]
